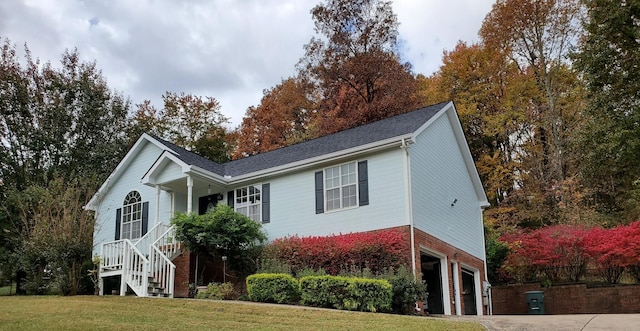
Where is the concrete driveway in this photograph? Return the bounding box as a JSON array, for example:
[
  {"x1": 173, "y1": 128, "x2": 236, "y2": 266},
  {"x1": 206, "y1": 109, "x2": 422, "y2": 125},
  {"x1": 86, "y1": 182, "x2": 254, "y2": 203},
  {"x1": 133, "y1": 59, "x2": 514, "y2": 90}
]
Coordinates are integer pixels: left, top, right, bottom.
[{"x1": 450, "y1": 314, "x2": 640, "y2": 330}]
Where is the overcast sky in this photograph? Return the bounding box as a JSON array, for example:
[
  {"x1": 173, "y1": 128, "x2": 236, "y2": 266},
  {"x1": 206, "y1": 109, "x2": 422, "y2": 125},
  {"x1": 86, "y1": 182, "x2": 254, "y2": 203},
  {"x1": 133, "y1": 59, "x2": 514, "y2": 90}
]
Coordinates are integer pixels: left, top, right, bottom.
[{"x1": 0, "y1": 0, "x2": 495, "y2": 128}]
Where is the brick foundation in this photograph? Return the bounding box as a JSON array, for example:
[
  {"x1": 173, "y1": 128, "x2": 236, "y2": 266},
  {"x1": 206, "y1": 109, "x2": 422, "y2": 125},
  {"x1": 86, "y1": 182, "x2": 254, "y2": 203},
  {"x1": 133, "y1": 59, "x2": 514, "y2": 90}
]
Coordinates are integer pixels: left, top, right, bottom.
[
  {"x1": 390, "y1": 225, "x2": 488, "y2": 315},
  {"x1": 172, "y1": 251, "x2": 195, "y2": 298},
  {"x1": 492, "y1": 283, "x2": 640, "y2": 314}
]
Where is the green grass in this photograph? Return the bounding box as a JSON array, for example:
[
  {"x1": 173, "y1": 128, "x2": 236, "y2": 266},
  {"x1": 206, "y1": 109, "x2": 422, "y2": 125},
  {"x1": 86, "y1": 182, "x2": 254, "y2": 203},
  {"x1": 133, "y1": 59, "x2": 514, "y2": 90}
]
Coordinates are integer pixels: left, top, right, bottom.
[{"x1": 0, "y1": 296, "x2": 484, "y2": 331}]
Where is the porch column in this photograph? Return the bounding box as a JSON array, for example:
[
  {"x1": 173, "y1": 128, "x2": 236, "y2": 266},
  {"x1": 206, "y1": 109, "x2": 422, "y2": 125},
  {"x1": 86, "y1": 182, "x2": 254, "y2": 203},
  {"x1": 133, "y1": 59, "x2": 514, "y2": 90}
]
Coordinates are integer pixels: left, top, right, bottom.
[
  {"x1": 187, "y1": 176, "x2": 193, "y2": 214},
  {"x1": 155, "y1": 185, "x2": 161, "y2": 226}
]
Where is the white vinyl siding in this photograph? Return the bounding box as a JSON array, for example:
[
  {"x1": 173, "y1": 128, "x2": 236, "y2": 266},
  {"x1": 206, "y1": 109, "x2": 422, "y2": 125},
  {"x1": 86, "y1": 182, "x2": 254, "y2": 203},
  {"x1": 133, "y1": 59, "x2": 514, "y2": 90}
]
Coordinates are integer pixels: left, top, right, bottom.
[
  {"x1": 409, "y1": 111, "x2": 485, "y2": 259},
  {"x1": 264, "y1": 152, "x2": 406, "y2": 240},
  {"x1": 92, "y1": 141, "x2": 173, "y2": 256}
]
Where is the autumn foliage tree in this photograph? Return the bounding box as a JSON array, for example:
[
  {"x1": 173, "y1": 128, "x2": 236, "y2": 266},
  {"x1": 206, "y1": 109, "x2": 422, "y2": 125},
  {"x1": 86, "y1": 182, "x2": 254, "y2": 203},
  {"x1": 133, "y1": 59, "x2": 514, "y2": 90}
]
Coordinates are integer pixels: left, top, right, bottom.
[
  {"x1": 130, "y1": 92, "x2": 232, "y2": 163},
  {"x1": 480, "y1": 0, "x2": 587, "y2": 226},
  {"x1": 299, "y1": 0, "x2": 421, "y2": 135},
  {"x1": 233, "y1": 77, "x2": 316, "y2": 158}
]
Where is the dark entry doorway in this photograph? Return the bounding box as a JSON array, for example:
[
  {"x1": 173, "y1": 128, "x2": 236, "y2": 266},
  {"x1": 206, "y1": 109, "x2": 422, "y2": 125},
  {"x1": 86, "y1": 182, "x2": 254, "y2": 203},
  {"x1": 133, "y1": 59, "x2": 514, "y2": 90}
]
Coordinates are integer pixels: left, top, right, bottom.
[
  {"x1": 462, "y1": 268, "x2": 477, "y2": 315},
  {"x1": 198, "y1": 193, "x2": 221, "y2": 215},
  {"x1": 421, "y1": 254, "x2": 444, "y2": 314}
]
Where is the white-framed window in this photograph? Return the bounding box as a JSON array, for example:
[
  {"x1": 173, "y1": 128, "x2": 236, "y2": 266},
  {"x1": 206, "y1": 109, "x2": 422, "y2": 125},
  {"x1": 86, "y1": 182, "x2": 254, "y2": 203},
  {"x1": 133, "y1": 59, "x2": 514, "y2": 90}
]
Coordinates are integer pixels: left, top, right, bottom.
[
  {"x1": 122, "y1": 191, "x2": 142, "y2": 240},
  {"x1": 235, "y1": 185, "x2": 261, "y2": 222},
  {"x1": 324, "y1": 162, "x2": 357, "y2": 211}
]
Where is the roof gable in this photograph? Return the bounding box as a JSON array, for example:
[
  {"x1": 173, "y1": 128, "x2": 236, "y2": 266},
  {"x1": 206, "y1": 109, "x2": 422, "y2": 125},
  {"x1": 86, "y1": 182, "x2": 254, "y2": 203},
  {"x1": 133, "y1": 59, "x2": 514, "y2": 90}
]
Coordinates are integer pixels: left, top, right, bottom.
[{"x1": 85, "y1": 133, "x2": 173, "y2": 210}]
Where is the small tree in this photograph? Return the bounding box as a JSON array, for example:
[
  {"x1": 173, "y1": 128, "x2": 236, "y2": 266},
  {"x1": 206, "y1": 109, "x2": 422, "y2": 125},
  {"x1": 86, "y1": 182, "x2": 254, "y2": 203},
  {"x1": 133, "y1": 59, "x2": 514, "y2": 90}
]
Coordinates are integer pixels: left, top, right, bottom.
[{"x1": 171, "y1": 205, "x2": 267, "y2": 284}]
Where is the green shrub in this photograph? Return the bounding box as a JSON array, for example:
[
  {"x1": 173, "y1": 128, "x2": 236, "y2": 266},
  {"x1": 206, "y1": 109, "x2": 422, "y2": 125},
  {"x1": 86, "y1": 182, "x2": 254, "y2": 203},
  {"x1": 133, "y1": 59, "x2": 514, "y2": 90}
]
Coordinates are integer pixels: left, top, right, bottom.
[
  {"x1": 299, "y1": 276, "x2": 350, "y2": 308},
  {"x1": 246, "y1": 273, "x2": 299, "y2": 304},
  {"x1": 196, "y1": 282, "x2": 236, "y2": 300},
  {"x1": 345, "y1": 278, "x2": 392, "y2": 312},
  {"x1": 299, "y1": 275, "x2": 391, "y2": 312},
  {"x1": 382, "y1": 266, "x2": 427, "y2": 314}
]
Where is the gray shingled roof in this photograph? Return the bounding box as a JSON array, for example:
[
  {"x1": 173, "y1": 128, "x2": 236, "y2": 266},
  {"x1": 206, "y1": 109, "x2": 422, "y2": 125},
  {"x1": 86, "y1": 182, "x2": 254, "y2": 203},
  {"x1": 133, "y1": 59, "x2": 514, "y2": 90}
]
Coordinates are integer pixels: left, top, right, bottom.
[{"x1": 154, "y1": 101, "x2": 448, "y2": 177}]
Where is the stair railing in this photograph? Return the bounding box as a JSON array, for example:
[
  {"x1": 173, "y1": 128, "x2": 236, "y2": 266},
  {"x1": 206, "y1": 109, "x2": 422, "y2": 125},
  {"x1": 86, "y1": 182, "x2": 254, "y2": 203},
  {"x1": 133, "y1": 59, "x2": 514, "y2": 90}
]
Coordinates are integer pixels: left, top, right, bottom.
[
  {"x1": 152, "y1": 225, "x2": 181, "y2": 260},
  {"x1": 134, "y1": 223, "x2": 169, "y2": 257},
  {"x1": 149, "y1": 245, "x2": 176, "y2": 297},
  {"x1": 122, "y1": 239, "x2": 149, "y2": 297}
]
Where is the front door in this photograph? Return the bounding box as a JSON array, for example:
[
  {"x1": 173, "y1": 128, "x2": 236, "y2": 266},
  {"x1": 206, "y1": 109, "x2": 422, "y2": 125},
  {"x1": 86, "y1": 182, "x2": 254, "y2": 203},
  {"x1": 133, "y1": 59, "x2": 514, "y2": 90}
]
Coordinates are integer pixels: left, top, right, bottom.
[
  {"x1": 198, "y1": 194, "x2": 220, "y2": 215},
  {"x1": 462, "y1": 269, "x2": 477, "y2": 315}
]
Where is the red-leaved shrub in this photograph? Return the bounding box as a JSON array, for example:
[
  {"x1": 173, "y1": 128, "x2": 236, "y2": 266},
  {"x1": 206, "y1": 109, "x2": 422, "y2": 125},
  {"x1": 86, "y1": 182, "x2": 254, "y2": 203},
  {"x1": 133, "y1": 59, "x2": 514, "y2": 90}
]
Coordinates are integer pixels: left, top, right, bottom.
[
  {"x1": 261, "y1": 230, "x2": 410, "y2": 275},
  {"x1": 499, "y1": 221, "x2": 640, "y2": 284}
]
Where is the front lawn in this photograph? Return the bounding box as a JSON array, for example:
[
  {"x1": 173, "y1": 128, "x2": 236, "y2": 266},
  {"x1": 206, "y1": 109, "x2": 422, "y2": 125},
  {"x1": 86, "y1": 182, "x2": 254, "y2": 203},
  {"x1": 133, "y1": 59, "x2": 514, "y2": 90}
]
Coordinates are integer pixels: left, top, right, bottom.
[{"x1": 0, "y1": 296, "x2": 484, "y2": 330}]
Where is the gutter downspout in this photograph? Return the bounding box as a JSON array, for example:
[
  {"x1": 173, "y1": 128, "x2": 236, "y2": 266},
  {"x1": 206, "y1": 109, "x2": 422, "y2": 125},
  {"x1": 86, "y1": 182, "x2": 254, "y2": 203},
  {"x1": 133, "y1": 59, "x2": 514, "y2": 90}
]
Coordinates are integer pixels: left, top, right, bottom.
[
  {"x1": 480, "y1": 205, "x2": 492, "y2": 315},
  {"x1": 401, "y1": 138, "x2": 417, "y2": 279}
]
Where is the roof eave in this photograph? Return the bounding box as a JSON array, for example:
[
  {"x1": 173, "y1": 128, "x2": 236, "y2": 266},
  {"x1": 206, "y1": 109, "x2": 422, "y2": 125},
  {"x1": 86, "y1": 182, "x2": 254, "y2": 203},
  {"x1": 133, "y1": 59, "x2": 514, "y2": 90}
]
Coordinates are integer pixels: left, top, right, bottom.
[
  {"x1": 85, "y1": 133, "x2": 172, "y2": 210},
  {"x1": 226, "y1": 134, "x2": 413, "y2": 184}
]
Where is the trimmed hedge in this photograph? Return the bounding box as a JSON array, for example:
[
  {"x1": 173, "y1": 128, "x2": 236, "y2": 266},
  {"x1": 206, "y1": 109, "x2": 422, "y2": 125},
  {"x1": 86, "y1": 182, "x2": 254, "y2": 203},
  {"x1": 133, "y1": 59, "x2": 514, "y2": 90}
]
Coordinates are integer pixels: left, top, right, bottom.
[
  {"x1": 299, "y1": 275, "x2": 392, "y2": 312},
  {"x1": 246, "y1": 273, "x2": 299, "y2": 304}
]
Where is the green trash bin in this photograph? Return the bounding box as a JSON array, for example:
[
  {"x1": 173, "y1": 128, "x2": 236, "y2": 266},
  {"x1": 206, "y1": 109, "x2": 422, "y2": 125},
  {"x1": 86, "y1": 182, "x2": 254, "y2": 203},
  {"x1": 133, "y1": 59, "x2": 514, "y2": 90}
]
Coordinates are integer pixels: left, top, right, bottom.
[{"x1": 526, "y1": 291, "x2": 545, "y2": 314}]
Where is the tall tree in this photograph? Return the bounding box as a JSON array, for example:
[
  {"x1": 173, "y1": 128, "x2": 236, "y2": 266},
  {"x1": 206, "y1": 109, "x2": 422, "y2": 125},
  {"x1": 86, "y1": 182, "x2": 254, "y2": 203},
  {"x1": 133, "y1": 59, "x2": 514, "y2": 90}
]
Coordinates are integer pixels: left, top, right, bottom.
[
  {"x1": 480, "y1": 0, "x2": 587, "y2": 226},
  {"x1": 234, "y1": 77, "x2": 316, "y2": 159},
  {"x1": 573, "y1": 0, "x2": 640, "y2": 223},
  {"x1": 0, "y1": 40, "x2": 130, "y2": 190},
  {"x1": 481, "y1": 0, "x2": 584, "y2": 185},
  {"x1": 0, "y1": 38, "x2": 130, "y2": 292},
  {"x1": 130, "y1": 92, "x2": 232, "y2": 163},
  {"x1": 299, "y1": 0, "x2": 421, "y2": 135},
  {"x1": 14, "y1": 176, "x2": 95, "y2": 295},
  {"x1": 420, "y1": 42, "x2": 530, "y2": 207}
]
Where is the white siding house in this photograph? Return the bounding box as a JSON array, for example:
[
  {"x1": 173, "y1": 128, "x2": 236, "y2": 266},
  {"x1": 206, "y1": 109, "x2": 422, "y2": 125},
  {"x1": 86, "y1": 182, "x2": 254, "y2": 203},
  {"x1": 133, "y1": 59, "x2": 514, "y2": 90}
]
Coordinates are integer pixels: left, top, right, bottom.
[{"x1": 86, "y1": 101, "x2": 490, "y2": 315}]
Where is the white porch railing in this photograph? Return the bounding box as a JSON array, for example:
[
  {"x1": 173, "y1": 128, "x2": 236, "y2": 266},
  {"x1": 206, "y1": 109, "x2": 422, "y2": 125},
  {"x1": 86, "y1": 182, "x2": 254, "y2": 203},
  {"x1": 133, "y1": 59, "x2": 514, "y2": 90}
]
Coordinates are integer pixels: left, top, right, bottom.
[
  {"x1": 101, "y1": 240, "x2": 126, "y2": 273},
  {"x1": 99, "y1": 224, "x2": 181, "y2": 298}
]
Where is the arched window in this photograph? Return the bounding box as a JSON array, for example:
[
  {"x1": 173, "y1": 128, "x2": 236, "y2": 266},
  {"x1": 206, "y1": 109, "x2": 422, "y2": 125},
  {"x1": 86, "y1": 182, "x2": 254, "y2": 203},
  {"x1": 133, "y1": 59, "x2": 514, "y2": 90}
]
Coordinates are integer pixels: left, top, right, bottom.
[{"x1": 121, "y1": 191, "x2": 142, "y2": 240}]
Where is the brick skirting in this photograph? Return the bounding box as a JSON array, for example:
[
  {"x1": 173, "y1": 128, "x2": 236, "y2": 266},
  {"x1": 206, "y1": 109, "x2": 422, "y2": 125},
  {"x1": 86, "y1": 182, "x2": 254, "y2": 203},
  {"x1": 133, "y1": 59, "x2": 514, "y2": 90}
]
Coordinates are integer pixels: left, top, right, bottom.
[{"x1": 492, "y1": 283, "x2": 640, "y2": 314}]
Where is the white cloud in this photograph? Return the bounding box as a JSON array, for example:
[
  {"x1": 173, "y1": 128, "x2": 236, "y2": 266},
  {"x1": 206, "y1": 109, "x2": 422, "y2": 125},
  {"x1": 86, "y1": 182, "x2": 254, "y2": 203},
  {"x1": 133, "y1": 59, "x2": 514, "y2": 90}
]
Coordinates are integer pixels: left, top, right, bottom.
[{"x1": 0, "y1": 0, "x2": 495, "y2": 127}]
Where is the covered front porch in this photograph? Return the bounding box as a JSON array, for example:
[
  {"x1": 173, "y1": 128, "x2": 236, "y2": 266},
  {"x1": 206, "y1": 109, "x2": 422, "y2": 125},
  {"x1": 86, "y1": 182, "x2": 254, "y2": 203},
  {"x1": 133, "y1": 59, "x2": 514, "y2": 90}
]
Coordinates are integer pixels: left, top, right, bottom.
[{"x1": 97, "y1": 151, "x2": 233, "y2": 298}]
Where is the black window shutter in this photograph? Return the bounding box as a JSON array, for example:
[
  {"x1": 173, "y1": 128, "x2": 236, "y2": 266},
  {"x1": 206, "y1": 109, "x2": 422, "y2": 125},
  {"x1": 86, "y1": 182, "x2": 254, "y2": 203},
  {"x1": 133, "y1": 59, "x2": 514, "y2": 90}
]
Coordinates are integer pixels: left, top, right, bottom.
[
  {"x1": 315, "y1": 171, "x2": 324, "y2": 214},
  {"x1": 115, "y1": 208, "x2": 121, "y2": 240},
  {"x1": 358, "y1": 160, "x2": 369, "y2": 206},
  {"x1": 227, "y1": 190, "x2": 234, "y2": 208},
  {"x1": 142, "y1": 202, "x2": 149, "y2": 235},
  {"x1": 262, "y1": 183, "x2": 270, "y2": 223}
]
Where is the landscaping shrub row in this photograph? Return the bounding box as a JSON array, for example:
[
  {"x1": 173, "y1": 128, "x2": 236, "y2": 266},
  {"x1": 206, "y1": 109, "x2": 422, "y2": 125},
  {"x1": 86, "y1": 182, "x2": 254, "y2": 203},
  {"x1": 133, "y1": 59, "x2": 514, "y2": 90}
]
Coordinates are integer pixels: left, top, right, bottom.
[
  {"x1": 260, "y1": 230, "x2": 409, "y2": 275},
  {"x1": 246, "y1": 273, "x2": 392, "y2": 313},
  {"x1": 499, "y1": 221, "x2": 640, "y2": 284}
]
